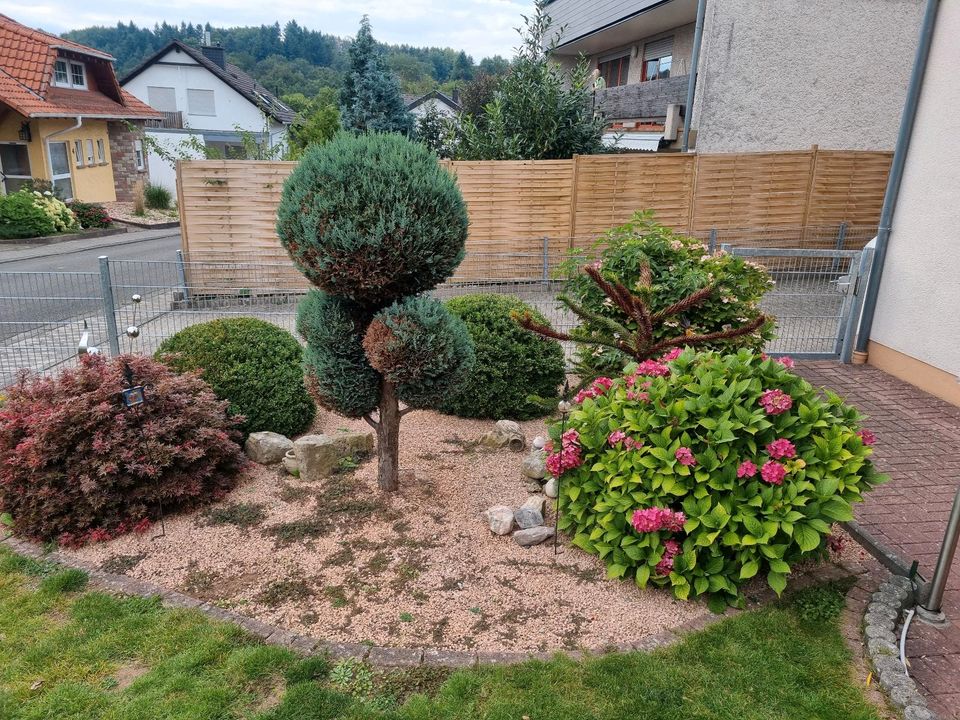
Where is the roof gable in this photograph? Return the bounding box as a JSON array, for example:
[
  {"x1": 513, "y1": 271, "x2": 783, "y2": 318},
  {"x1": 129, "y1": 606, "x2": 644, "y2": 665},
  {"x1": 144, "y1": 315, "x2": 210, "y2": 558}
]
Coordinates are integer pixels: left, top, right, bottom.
[
  {"x1": 121, "y1": 40, "x2": 294, "y2": 125},
  {"x1": 406, "y1": 90, "x2": 462, "y2": 113}
]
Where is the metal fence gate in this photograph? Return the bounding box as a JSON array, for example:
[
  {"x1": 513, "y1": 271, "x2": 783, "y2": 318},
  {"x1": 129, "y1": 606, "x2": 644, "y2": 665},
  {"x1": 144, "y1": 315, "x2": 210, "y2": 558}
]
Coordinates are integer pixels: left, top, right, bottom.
[{"x1": 1, "y1": 241, "x2": 874, "y2": 387}]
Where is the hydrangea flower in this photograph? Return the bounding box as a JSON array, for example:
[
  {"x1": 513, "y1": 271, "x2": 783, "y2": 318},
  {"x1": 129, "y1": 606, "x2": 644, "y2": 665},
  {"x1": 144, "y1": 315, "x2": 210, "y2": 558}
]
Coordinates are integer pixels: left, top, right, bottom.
[
  {"x1": 777, "y1": 356, "x2": 796, "y2": 369},
  {"x1": 759, "y1": 389, "x2": 793, "y2": 415},
  {"x1": 633, "y1": 360, "x2": 671, "y2": 378},
  {"x1": 857, "y1": 429, "x2": 876, "y2": 446},
  {"x1": 631, "y1": 507, "x2": 686, "y2": 533},
  {"x1": 737, "y1": 460, "x2": 758, "y2": 478},
  {"x1": 574, "y1": 377, "x2": 615, "y2": 404},
  {"x1": 546, "y1": 429, "x2": 584, "y2": 476},
  {"x1": 675, "y1": 447, "x2": 697, "y2": 466},
  {"x1": 626, "y1": 390, "x2": 650, "y2": 402},
  {"x1": 766, "y1": 438, "x2": 796, "y2": 459},
  {"x1": 760, "y1": 460, "x2": 787, "y2": 485},
  {"x1": 624, "y1": 437, "x2": 644, "y2": 450},
  {"x1": 608, "y1": 430, "x2": 626, "y2": 446},
  {"x1": 656, "y1": 539, "x2": 682, "y2": 576},
  {"x1": 660, "y1": 347, "x2": 683, "y2": 362}
]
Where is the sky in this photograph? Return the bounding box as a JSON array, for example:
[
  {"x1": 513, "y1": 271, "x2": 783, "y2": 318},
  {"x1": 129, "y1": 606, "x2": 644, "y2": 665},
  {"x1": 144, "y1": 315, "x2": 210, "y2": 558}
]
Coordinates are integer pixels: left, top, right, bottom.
[{"x1": 13, "y1": 0, "x2": 535, "y2": 60}]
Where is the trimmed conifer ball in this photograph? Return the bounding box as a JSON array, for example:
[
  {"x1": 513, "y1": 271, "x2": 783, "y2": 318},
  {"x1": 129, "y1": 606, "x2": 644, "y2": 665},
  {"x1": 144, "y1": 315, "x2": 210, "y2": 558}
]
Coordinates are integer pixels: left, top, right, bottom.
[
  {"x1": 297, "y1": 289, "x2": 380, "y2": 417},
  {"x1": 364, "y1": 296, "x2": 475, "y2": 408},
  {"x1": 277, "y1": 132, "x2": 468, "y2": 308}
]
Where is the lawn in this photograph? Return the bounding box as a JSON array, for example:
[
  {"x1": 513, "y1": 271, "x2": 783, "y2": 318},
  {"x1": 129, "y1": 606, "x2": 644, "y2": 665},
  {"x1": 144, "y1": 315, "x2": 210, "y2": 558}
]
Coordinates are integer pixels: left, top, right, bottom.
[{"x1": 0, "y1": 546, "x2": 883, "y2": 720}]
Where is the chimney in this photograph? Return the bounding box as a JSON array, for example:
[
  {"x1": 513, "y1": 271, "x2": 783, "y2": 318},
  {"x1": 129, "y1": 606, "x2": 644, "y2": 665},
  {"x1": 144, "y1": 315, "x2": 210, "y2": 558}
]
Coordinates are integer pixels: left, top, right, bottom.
[{"x1": 201, "y1": 34, "x2": 226, "y2": 69}]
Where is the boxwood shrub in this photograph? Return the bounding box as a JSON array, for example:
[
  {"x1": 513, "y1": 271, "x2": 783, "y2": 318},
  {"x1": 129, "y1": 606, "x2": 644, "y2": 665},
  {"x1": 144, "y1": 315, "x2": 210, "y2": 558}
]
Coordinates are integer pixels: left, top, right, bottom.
[
  {"x1": 561, "y1": 210, "x2": 774, "y2": 378},
  {"x1": 547, "y1": 349, "x2": 884, "y2": 609},
  {"x1": 157, "y1": 318, "x2": 315, "y2": 437},
  {"x1": 437, "y1": 294, "x2": 566, "y2": 419}
]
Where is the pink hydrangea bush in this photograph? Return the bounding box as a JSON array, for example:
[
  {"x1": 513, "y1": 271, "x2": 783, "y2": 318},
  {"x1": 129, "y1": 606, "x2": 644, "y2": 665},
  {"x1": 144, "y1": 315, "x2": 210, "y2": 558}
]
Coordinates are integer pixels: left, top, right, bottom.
[{"x1": 548, "y1": 349, "x2": 884, "y2": 609}]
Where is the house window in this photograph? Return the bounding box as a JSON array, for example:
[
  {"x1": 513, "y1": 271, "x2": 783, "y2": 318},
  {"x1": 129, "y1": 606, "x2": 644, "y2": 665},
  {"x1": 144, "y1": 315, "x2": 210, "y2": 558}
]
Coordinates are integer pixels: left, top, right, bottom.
[
  {"x1": 147, "y1": 86, "x2": 177, "y2": 112},
  {"x1": 134, "y1": 140, "x2": 145, "y2": 171},
  {"x1": 53, "y1": 59, "x2": 87, "y2": 89},
  {"x1": 0, "y1": 143, "x2": 32, "y2": 194},
  {"x1": 598, "y1": 54, "x2": 630, "y2": 88},
  {"x1": 187, "y1": 88, "x2": 216, "y2": 116},
  {"x1": 96, "y1": 138, "x2": 106, "y2": 164},
  {"x1": 85, "y1": 139, "x2": 95, "y2": 166},
  {"x1": 642, "y1": 37, "x2": 673, "y2": 81},
  {"x1": 73, "y1": 140, "x2": 84, "y2": 167}
]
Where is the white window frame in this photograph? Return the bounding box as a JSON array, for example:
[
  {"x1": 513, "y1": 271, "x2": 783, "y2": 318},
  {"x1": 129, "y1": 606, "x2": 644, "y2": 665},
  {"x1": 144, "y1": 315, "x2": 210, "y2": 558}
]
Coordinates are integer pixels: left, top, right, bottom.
[
  {"x1": 187, "y1": 88, "x2": 216, "y2": 116},
  {"x1": 85, "y1": 139, "x2": 95, "y2": 166},
  {"x1": 96, "y1": 138, "x2": 106, "y2": 164},
  {"x1": 134, "y1": 140, "x2": 145, "y2": 171},
  {"x1": 73, "y1": 139, "x2": 84, "y2": 168},
  {"x1": 53, "y1": 59, "x2": 87, "y2": 89}
]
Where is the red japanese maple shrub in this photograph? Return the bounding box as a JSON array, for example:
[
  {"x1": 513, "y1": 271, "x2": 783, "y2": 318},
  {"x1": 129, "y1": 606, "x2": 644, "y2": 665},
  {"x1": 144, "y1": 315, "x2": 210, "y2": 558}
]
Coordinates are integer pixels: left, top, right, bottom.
[{"x1": 0, "y1": 354, "x2": 246, "y2": 543}]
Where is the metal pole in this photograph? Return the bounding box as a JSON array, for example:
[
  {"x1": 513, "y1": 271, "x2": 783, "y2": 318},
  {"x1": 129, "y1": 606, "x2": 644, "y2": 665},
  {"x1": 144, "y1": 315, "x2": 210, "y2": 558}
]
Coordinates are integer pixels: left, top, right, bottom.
[
  {"x1": 838, "y1": 253, "x2": 862, "y2": 363},
  {"x1": 918, "y1": 484, "x2": 960, "y2": 621},
  {"x1": 542, "y1": 236, "x2": 550, "y2": 289},
  {"x1": 708, "y1": 228, "x2": 718, "y2": 255},
  {"x1": 855, "y1": 0, "x2": 941, "y2": 354},
  {"x1": 832, "y1": 222, "x2": 847, "y2": 273},
  {"x1": 176, "y1": 249, "x2": 191, "y2": 303},
  {"x1": 681, "y1": 0, "x2": 708, "y2": 152},
  {"x1": 98, "y1": 255, "x2": 120, "y2": 356}
]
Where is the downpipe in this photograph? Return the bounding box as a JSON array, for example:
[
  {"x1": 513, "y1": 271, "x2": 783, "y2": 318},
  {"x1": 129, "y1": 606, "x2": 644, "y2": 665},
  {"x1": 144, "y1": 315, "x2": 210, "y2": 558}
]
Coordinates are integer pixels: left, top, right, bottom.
[{"x1": 681, "y1": 0, "x2": 707, "y2": 152}]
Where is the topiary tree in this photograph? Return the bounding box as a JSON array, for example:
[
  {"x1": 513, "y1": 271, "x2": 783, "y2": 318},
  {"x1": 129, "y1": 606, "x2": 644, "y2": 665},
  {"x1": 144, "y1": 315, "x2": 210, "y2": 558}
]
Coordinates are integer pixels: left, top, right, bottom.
[
  {"x1": 156, "y1": 318, "x2": 315, "y2": 438},
  {"x1": 438, "y1": 294, "x2": 566, "y2": 420},
  {"x1": 277, "y1": 132, "x2": 474, "y2": 491}
]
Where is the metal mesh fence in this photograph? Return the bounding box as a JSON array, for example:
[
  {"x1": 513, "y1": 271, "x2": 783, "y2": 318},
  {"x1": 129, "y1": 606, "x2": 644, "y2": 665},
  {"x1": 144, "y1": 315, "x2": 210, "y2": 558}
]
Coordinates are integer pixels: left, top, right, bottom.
[{"x1": 1, "y1": 226, "x2": 871, "y2": 386}]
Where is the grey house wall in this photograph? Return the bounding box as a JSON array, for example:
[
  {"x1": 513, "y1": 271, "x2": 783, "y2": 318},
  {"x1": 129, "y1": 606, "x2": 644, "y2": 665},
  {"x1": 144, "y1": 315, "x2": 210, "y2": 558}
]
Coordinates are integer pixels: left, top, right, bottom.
[{"x1": 692, "y1": 0, "x2": 924, "y2": 152}]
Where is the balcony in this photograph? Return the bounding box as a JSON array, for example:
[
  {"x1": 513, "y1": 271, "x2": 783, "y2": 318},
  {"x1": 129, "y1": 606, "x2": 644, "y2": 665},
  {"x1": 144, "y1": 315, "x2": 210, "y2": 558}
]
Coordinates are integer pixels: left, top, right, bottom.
[
  {"x1": 596, "y1": 75, "x2": 689, "y2": 121},
  {"x1": 147, "y1": 111, "x2": 184, "y2": 129},
  {"x1": 547, "y1": 0, "x2": 698, "y2": 55}
]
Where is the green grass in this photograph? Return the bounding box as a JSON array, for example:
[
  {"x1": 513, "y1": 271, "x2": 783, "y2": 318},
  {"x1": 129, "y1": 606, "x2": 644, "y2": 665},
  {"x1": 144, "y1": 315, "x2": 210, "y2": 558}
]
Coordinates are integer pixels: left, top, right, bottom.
[{"x1": 0, "y1": 546, "x2": 881, "y2": 720}]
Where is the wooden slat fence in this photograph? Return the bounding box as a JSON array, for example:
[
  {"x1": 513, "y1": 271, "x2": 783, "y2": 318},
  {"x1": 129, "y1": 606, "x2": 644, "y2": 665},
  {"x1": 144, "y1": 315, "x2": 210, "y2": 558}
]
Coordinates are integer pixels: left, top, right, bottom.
[{"x1": 178, "y1": 146, "x2": 891, "y2": 285}]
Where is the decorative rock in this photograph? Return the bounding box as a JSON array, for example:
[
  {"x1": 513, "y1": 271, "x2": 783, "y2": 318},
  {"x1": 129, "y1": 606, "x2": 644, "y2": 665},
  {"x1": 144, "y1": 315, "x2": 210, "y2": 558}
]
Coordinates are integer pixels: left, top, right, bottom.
[
  {"x1": 244, "y1": 431, "x2": 293, "y2": 465},
  {"x1": 866, "y1": 602, "x2": 899, "y2": 621},
  {"x1": 864, "y1": 612, "x2": 895, "y2": 631},
  {"x1": 873, "y1": 655, "x2": 907, "y2": 683},
  {"x1": 521, "y1": 495, "x2": 547, "y2": 517},
  {"x1": 905, "y1": 705, "x2": 937, "y2": 720},
  {"x1": 514, "y1": 526, "x2": 554, "y2": 547},
  {"x1": 294, "y1": 435, "x2": 340, "y2": 481},
  {"x1": 479, "y1": 420, "x2": 526, "y2": 452},
  {"x1": 532, "y1": 436, "x2": 546, "y2": 450},
  {"x1": 525, "y1": 480, "x2": 543, "y2": 493},
  {"x1": 544, "y1": 478, "x2": 558, "y2": 498},
  {"x1": 282, "y1": 449, "x2": 299, "y2": 476},
  {"x1": 867, "y1": 637, "x2": 898, "y2": 657},
  {"x1": 521, "y1": 452, "x2": 547, "y2": 480},
  {"x1": 514, "y1": 506, "x2": 544, "y2": 530},
  {"x1": 864, "y1": 622, "x2": 896, "y2": 641},
  {"x1": 484, "y1": 506, "x2": 515, "y2": 536},
  {"x1": 889, "y1": 682, "x2": 922, "y2": 709},
  {"x1": 330, "y1": 431, "x2": 374, "y2": 456}
]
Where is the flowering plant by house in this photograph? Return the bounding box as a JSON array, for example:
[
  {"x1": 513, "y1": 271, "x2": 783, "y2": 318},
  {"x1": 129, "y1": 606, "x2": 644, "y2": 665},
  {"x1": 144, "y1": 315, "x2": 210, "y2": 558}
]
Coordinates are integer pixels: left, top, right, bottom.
[
  {"x1": 546, "y1": 348, "x2": 885, "y2": 610},
  {"x1": 0, "y1": 189, "x2": 79, "y2": 239}
]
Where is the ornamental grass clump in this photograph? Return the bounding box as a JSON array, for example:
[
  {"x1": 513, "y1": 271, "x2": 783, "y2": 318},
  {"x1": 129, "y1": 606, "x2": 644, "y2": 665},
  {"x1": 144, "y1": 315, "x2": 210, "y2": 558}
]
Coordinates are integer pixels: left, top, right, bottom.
[
  {"x1": 546, "y1": 349, "x2": 884, "y2": 610},
  {"x1": 0, "y1": 354, "x2": 245, "y2": 544}
]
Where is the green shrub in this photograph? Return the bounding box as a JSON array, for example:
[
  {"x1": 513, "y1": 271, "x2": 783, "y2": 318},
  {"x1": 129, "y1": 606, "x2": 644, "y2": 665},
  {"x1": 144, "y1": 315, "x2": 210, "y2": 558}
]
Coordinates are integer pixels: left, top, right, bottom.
[
  {"x1": 561, "y1": 211, "x2": 774, "y2": 377},
  {"x1": 143, "y1": 183, "x2": 172, "y2": 210},
  {"x1": 156, "y1": 318, "x2": 315, "y2": 437},
  {"x1": 0, "y1": 189, "x2": 78, "y2": 239},
  {"x1": 438, "y1": 294, "x2": 566, "y2": 419},
  {"x1": 791, "y1": 581, "x2": 851, "y2": 623},
  {"x1": 67, "y1": 201, "x2": 112, "y2": 229},
  {"x1": 548, "y1": 349, "x2": 884, "y2": 609}
]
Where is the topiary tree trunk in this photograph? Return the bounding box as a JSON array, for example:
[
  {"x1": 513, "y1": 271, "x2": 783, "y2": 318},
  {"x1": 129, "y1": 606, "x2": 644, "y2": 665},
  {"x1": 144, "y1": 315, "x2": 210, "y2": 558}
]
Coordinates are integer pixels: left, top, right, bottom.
[{"x1": 279, "y1": 132, "x2": 474, "y2": 492}]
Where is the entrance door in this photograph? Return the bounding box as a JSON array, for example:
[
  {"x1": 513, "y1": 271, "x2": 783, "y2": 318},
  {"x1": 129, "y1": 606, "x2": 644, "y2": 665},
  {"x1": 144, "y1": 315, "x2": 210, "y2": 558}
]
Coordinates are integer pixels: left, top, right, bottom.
[
  {"x1": 47, "y1": 141, "x2": 73, "y2": 199},
  {"x1": 0, "y1": 143, "x2": 32, "y2": 194}
]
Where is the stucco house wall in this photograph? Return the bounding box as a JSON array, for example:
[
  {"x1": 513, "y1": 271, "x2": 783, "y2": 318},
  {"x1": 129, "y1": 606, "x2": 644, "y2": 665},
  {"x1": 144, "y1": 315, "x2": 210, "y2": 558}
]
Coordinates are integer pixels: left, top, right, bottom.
[
  {"x1": 867, "y1": 1, "x2": 960, "y2": 406},
  {"x1": 692, "y1": 0, "x2": 924, "y2": 152}
]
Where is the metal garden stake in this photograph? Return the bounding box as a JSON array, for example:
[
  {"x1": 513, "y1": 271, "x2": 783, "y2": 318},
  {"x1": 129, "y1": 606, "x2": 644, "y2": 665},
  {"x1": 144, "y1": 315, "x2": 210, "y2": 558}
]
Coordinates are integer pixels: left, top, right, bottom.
[{"x1": 554, "y1": 381, "x2": 571, "y2": 555}]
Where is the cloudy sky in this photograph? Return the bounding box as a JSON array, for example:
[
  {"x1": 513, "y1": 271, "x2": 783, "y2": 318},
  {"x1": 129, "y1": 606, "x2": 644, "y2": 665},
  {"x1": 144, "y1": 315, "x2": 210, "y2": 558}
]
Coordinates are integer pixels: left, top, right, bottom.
[{"x1": 15, "y1": 0, "x2": 534, "y2": 60}]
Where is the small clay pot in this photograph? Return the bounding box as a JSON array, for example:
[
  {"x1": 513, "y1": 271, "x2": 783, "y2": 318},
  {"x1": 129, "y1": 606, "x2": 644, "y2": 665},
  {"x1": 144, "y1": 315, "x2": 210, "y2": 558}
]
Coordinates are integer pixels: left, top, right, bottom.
[{"x1": 282, "y1": 449, "x2": 299, "y2": 476}]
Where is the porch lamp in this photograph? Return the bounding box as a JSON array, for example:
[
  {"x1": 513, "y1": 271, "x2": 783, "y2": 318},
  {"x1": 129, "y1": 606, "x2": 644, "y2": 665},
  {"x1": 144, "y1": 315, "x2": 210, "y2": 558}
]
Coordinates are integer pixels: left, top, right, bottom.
[{"x1": 18, "y1": 122, "x2": 31, "y2": 142}]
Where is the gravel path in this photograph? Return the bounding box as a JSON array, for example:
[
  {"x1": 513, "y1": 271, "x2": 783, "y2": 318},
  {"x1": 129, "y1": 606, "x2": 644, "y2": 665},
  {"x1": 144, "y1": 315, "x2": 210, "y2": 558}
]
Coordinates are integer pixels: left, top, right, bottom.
[{"x1": 67, "y1": 409, "x2": 708, "y2": 653}]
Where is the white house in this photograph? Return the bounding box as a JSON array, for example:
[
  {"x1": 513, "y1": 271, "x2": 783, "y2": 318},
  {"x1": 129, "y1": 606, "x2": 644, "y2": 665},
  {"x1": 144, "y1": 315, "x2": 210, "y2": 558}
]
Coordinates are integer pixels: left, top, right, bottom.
[
  {"x1": 120, "y1": 38, "x2": 294, "y2": 192},
  {"x1": 404, "y1": 90, "x2": 461, "y2": 120}
]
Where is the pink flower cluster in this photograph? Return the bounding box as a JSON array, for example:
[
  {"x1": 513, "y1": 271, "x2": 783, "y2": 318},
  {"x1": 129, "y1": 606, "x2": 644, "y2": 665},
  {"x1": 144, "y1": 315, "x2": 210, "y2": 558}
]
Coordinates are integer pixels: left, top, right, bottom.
[
  {"x1": 759, "y1": 389, "x2": 793, "y2": 415},
  {"x1": 760, "y1": 460, "x2": 787, "y2": 485},
  {"x1": 545, "y1": 429, "x2": 584, "y2": 477},
  {"x1": 766, "y1": 438, "x2": 796, "y2": 459},
  {"x1": 625, "y1": 390, "x2": 650, "y2": 402},
  {"x1": 660, "y1": 347, "x2": 683, "y2": 362},
  {"x1": 737, "y1": 460, "x2": 758, "y2": 478},
  {"x1": 675, "y1": 447, "x2": 697, "y2": 466},
  {"x1": 857, "y1": 429, "x2": 876, "y2": 446},
  {"x1": 631, "y1": 507, "x2": 686, "y2": 533},
  {"x1": 608, "y1": 430, "x2": 644, "y2": 450},
  {"x1": 760, "y1": 353, "x2": 796, "y2": 369},
  {"x1": 574, "y1": 376, "x2": 614, "y2": 404},
  {"x1": 634, "y1": 359, "x2": 671, "y2": 377},
  {"x1": 656, "y1": 539, "x2": 682, "y2": 576}
]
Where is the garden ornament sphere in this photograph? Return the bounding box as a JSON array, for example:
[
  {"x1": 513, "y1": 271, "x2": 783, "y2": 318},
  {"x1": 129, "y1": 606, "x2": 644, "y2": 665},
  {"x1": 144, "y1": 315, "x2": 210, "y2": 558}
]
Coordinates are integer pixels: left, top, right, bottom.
[
  {"x1": 558, "y1": 400, "x2": 572, "y2": 416},
  {"x1": 131, "y1": 294, "x2": 142, "y2": 304},
  {"x1": 533, "y1": 436, "x2": 546, "y2": 450},
  {"x1": 126, "y1": 325, "x2": 140, "y2": 338}
]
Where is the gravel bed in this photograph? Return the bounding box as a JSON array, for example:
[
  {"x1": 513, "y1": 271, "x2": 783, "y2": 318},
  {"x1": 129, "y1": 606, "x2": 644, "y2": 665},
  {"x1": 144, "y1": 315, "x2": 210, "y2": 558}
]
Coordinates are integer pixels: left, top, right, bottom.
[
  {"x1": 102, "y1": 202, "x2": 179, "y2": 226},
  {"x1": 66, "y1": 409, "x2": 715, "y2": 652}
]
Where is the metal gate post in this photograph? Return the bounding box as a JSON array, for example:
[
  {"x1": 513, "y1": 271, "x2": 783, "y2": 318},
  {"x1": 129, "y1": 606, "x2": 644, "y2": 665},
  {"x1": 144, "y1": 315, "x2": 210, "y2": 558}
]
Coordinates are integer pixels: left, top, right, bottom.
[
  {"x1": 541, "y1": 236, "x2": 550, "y2": 288},
  {"x1": 917, "y1": 483, "x2": 960, "y2": 624},
  {"x1": 838, "y1": 251, "x2": 862, "y2": 363},
  {"x1": 708, "y1": 228, "x2": 718, "y2": 254},
  {"x1": 98, "y1": 255, "x2": 121, "y2": 356},
  {"x1": 832, "y1": 223, "x2": 848, "y2": 272},
  {"x1": 176, "y1": 249, "x2": 191, "y2": 302}
]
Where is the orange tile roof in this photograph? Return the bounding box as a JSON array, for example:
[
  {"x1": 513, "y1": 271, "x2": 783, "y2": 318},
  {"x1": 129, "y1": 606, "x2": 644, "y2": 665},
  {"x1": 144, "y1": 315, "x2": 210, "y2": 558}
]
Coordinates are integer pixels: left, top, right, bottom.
[{"x1": 0, "y1": 13, "x2": 160, "y2": 120}]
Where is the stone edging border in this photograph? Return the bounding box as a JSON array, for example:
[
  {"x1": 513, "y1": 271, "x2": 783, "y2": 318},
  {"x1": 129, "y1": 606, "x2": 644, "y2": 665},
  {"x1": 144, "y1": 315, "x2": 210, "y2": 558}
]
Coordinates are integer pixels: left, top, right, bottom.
[
  {"x1": 856, "y1": 572, "x2": 939, "y2": 720},
  {"x1": 1, "y1": 533, "x2": 732, "y2": 668}
]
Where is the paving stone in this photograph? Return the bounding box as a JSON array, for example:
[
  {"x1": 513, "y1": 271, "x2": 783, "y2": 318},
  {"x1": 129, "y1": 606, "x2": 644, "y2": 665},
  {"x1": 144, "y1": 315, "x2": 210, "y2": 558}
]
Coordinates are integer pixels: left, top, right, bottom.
[
  {"x1": 422, "y1": 649, "x2": 477, "y2": 668},
  {"x1": 289, "y1": 635, "x2": 320, "y2": 654},
  {"x1": 265, "y1": 628, "x2": 299, "y2": 647},
  {"x1": 320, "y1": 642, "x2": 371, "y2": 661},
  {"x1": 904, "y1": 705, "x2": 937, "y2": 720},
  {"x1": 475, "y1": 651, "x2": 531, "y2": 666},
  {"x1": 367, "y1": 647, "x2": 424, "y2": 667}
]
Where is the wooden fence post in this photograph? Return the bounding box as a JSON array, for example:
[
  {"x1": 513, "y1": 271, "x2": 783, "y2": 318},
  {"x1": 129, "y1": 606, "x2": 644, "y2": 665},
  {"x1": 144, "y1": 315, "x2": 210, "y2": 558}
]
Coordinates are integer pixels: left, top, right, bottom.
[
  {"x1": 568, "y1": 154, "x2": 580, "y2": 249},
  {"x1": 801, "y1": 144, "x2": 820, "y2": 231}
]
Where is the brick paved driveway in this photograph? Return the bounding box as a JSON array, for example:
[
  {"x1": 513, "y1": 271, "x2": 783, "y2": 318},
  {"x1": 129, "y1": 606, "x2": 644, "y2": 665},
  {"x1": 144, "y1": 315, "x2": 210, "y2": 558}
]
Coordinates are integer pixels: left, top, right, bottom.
[{"x1": 796, "y1": 361, "x2": 960, "y2": 720}]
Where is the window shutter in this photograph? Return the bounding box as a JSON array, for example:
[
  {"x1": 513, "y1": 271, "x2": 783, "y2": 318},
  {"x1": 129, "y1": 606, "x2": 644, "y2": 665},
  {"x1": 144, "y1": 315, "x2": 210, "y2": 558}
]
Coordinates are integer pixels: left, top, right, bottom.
[
  {"x1": 643, "y1": 37, "x2": 673, "y2": 61},
  {"x1": 187, "y1": 89, "x2": 216, "y2": 116},
  {"x1": 147, "y1": 86, "x2": 177, "y2": 112}
]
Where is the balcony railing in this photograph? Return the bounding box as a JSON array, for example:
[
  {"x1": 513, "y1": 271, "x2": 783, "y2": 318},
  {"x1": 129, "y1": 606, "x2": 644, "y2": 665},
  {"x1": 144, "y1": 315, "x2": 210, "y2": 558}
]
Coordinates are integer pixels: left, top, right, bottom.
[
  {"x1": 147, "y1": 111, "x2": 184, "y2": 129},
  {"x1": 595, "y1": 75, "x2": 689, "y2": 121}
]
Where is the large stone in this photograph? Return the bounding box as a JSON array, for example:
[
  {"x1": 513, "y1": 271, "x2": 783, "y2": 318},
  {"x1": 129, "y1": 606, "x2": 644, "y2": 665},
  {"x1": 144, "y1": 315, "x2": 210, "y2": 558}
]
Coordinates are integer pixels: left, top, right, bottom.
[
  {"x1": 514, "y1": 507, "x2": 544, "y2": 530},
  {"x1": 330, "y1": 431, "x2": 374, "y2": 456},
  {"x1": 520, "y1": 495, "x2": 546, "y2": 517},
  {"x1": 514, "y1": 526, "x2": 554, "y2": 547},
  {"x1": 294, "y1": 435, "x2": 339, "y2": 481},
  {"x1": 479, "y1": 420, "x2": 526, "y2": 452},
  {"x1": 484, "y1": 506, "x2": 515, "y2": 536},
  {"x1": 244, "y1": 431, "x2": 293, "y2": 465},
  {"x1": 521, "y1": 451, "x2": 547, "y2": 479},
  {"x1": 544, "y1": 478, "x2": 559, "y2": 498}
]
